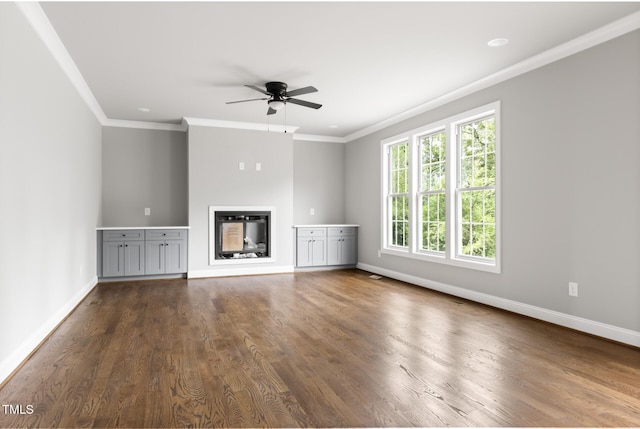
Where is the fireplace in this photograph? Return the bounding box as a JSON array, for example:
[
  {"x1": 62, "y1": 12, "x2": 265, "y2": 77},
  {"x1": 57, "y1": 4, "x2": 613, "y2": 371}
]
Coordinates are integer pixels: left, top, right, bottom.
[{"x1": 209, "y1": 207, "x2": 272, "y2": 262}]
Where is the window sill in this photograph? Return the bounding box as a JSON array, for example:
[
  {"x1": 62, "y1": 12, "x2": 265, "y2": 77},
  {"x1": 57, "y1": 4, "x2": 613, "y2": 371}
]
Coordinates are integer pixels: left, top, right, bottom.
[{"x1": 381, "y1": 248, "x2": 500, "y2": 274}]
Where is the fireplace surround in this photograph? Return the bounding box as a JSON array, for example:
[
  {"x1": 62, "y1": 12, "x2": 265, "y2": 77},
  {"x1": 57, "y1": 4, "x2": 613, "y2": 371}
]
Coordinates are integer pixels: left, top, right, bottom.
[{"x1": 209, "y1": 206, "x2": 275, "y2": 264}]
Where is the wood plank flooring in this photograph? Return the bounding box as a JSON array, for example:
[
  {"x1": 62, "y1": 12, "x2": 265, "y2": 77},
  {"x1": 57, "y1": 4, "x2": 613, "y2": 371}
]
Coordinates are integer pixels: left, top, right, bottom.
[{"x1": 1, "y1": 269, "x2": 639, "y2": 427}]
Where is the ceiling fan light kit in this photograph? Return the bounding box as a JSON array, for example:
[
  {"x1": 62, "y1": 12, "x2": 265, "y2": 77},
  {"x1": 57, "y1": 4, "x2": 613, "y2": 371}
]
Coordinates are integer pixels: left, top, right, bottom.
[
  {"x1": 227, "y1": 81, "x2": 322, "y2": 116},
  {"x1": 268, "y1": 100, "x2": 286, "y2": 111}
]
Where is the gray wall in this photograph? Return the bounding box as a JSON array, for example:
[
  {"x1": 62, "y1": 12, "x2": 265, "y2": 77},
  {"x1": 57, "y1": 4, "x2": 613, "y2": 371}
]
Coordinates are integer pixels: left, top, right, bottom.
[
  {"x1": 0, "y1": 3, "x2": 102, "y2": 380},
  {"x1": 293, "y1": 140, "x2": 345, "y2": 225},
  {"x1": 102, "y1": 127, "x2": 188, "y2": 226},
  {"x1": 188, "y1": 126, "x2": 294, "y2": 274},
  {"x1": 345, "y1": 30, "x2": 640, "y2": 332}
]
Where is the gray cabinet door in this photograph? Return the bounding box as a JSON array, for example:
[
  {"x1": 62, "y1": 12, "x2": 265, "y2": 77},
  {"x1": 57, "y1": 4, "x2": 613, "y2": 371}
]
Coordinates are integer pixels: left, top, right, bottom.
[
  {"x1": 164, "y1": 240, "x2": 187, "y2": 274},
  {"x1": 327, "y1": 236, "x2": 342, "y2": 266},
  {"x1": 341, "y1": 235, "x2": 357, "y2": 265},
  {"x1": 296, "y1": 238, "x2": 313, "y2": 267},
  {"x1": 145, "y1": 240, "x2": 165, "y2": 275},
  {"x1": 102, "y1": 241, "x2": 124, "y2": 277},
  {"x1": 123, "y1": 241, "x2": 145, "y2": 276},
  {"x1": 311, "y1": 237, "x2": 327, "y2": 266}
]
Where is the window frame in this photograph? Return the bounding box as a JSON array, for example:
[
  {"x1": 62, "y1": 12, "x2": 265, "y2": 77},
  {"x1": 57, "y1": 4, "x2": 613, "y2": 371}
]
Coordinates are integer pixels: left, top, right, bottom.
[
  {"x1": 383, "y1": 139, "x2": 411, "y2": 252},
  {"x1": 381, "y1": 101, "x2": 501, "y2": 273},
  {"x1": 416, "y1": 127, "x2": 447, "y2": 257}
]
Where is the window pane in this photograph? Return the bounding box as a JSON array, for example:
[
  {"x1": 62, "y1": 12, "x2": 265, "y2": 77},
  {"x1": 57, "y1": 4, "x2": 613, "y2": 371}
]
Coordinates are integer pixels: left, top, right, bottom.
[
  {"x1": 390, "y1": 195, "x2": 409, "y2": 247},
  {"x1": 421, "y1": 193, "x2": 445, "y2": 252},
  {"x1": 459, "y1": 189, "x2": 495, "y2": 259},
  {"x1": 390, "y1": 142, "x2": 409, "y2": 194},
  {"x1": 459, "y1": 117, "x2": 495, "y2": 188},
  {"x1": 420, "y1": 131, "x2": 446, "y2": 192}
]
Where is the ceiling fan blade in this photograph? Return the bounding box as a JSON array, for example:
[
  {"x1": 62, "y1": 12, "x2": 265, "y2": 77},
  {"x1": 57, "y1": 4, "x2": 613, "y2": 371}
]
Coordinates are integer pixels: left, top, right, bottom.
[
  {"x1": 285, "y1": 86, "x2": 317, "y2": 97},
  {"x1": 226, "y1": 97, "x2": 270, "y2": 105},
  {"x1": 267, "y1": 107, "x2": 277, "y2": 115},
  {"x1": 287, "y1": 98, "x2": 322, "y2": 110},
  {"x1": 245, "y1": 84, "x2": 271, "y2": 96}
]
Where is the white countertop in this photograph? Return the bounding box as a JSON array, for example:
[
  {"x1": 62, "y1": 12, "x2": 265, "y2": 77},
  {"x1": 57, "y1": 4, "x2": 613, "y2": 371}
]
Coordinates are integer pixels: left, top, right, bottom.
[
  {"x1": 292, "y1": 224, "x2": 359, "y2": 228},
  {"x1": 97, "y1": 226, "x2": 191, "y2": 230}
]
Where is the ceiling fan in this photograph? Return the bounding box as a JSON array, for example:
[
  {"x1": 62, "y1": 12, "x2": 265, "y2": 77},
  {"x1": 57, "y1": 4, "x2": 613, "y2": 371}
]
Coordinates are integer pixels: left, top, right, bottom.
[{"x1": 226, "y1": 81, "x2": 322, "y2": 115}]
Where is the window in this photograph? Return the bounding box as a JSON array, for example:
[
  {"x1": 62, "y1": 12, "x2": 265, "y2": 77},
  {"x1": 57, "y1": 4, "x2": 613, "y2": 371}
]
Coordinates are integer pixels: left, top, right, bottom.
[
  {"x1": 458, "y1": 116, "x2": 496, "y2": 261},
  {"x1": 381, "y1": 102, "x2": 500, "y2": 272},
  {"x1": 419, "y1": 130, "x2": 446, "y2": 254},
  {"x1": 387, "y1": 141, "x2": 409, "y2": 248}
]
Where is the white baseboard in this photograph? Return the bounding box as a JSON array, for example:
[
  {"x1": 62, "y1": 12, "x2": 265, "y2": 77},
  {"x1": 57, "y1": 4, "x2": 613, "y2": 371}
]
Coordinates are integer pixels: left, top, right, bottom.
[
  {"x1": 188, "y1": 265, "x2": 295, "y2": 279},
  {"x1": 358, "y1": 263, "x2": 640, "y2": 347},
  {"x1": 0, "y1": 276, "x2": 98, "y2": 386}
]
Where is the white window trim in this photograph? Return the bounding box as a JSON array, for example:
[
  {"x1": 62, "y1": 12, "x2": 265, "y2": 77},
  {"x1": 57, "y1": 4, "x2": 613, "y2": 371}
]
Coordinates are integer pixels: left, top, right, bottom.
[
  {"x1": 415, "y1": 127, "x2": 447, "y2": 257},
  {"x1": 381, "y1": 137, "x2": 411, "y2": 253},
  {"x1": 381, "y1": 101, "x2": 501, "y2": 273}
]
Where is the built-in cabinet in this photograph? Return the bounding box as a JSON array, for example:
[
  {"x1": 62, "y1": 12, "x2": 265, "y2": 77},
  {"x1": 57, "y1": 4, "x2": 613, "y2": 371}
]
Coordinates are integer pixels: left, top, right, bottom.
[
  {"x1": 327, "y1": 227, "x2": 357, "y2": 266},
  {"x1": 99, "y1": 227, "x2": 188, "y2": 278},
  {"x1": 294, "y1": 225, "x2": 358, "y2": 268},
  {"x1": 102, "y1": 230, "x2": 146, "y2": 277},
  {"x1": 144, "y1": 229, "x2": 188, "y2": 275},
  {"x1": 296, "y1": 228, "x2": 327, "y2": 267}
]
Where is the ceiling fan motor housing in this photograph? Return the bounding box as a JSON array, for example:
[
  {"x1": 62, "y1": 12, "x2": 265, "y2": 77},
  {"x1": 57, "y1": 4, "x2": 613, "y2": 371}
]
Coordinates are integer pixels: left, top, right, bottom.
[{"x1": 265, "y1": 81, "x2": 288, "y2": 98}]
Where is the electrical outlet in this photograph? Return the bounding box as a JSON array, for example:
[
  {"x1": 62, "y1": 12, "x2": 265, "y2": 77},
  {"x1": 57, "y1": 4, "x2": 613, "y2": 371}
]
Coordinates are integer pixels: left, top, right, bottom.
[
  {"x1": 256, "y1": 162, "x2": 262, "y2": 171},
  {"x1": 569, "y1": 282, "x2": 578, "y2": 297},
  {"x1": 310, "y1": 208, "x2": 315, "y2": 216},
  {"x1": 145, "y1": 208, "x2": 151, "y2": 216},
  {"x1": 239, "y1": 162, "x2": 245, "y2": 171}
]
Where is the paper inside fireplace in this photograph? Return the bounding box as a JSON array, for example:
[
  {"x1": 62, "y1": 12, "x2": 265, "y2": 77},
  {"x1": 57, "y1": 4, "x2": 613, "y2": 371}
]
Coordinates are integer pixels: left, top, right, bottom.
[{"x1": 221, "y1": 222, "x2": 244, "y2": 252}]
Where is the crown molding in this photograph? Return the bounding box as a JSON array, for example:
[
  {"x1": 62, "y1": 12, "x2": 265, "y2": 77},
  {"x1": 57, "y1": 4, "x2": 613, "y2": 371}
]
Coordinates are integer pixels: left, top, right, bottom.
[
  {"x1": 17, "y1": 2, "x2": 107, "y2": 124},
  {"x1": 183, "y1": 117, "x2": 299, "y2": 134},
  {"x1": 293, "y1": 134, "x2": 347, "y2": 144},
  {"x1": 344, "y1": 10, "x2": 640, "y2": 143},
  {"x1": 103, "y1": 119, "x2": 187, "y2": 132}
]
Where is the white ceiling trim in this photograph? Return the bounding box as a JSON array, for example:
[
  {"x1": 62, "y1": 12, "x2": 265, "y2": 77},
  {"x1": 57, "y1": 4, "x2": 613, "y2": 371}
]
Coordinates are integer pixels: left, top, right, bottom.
[
  {"x1": 103, "y1": 119, "x2": 187, "y2": 132},
  {"x1": 21, "y1": 3, "x2": 640, "y2": 141},
  {"x1": 17, "y1": 2, "x2": 107, "y2": 125},
  {"x1": 344, "y1": 9, "x2": 640, "y2": 143},
  {"x1": 293, "y1": 134, "x2": 347, "y2": 144},
  {"x1": 183, "y1": 117, "x2": 299, "y2": 134}
]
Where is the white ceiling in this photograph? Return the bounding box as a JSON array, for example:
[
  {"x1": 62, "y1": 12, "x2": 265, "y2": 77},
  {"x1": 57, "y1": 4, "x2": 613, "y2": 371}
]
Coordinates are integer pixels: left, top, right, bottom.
[{"x1": 40, "y1": 2, "x2": 640, "y2": 139}]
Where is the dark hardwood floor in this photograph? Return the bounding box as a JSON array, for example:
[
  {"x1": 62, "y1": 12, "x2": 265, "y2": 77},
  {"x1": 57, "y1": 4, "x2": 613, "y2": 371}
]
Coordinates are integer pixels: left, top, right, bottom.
[{"x1": 1, "y1": 269, "x2": 639, "y2": 427}]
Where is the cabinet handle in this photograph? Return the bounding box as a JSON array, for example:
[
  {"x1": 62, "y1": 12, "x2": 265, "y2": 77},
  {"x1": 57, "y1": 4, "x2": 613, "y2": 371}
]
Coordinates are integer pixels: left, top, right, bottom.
[
  {"x1": 163, "y1": 233, "x2": 166, "y2": 236},
  {"x1": 122, "y1": 234, "x2": 126, "y2": 237},
  {"x1": 125, "y1": 244, "x2": 128, "y2": 247}
]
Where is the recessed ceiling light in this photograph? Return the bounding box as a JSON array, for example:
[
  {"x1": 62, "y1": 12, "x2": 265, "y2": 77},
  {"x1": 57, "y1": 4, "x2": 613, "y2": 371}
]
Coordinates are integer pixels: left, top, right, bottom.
[
  {"x1": 488, "y1": 38, "x2": 509, "y2": 48},
  {"x1": 137, "y1": 107, "x2": 151, "y2": 112},
  {"x1": 328, "y1": 125, "x2": 339, "y2": 129}
]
